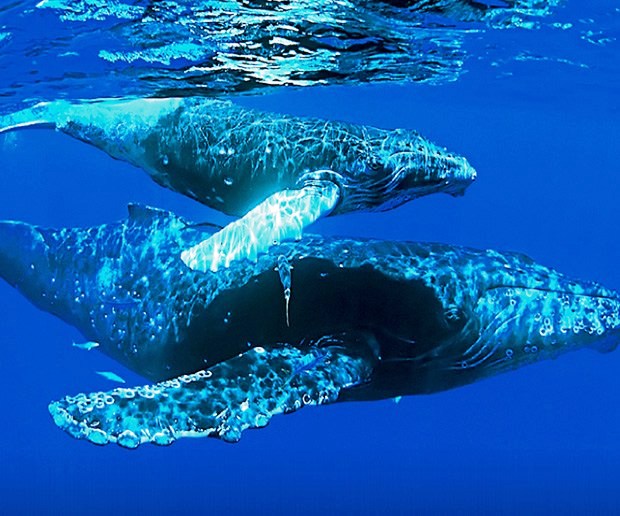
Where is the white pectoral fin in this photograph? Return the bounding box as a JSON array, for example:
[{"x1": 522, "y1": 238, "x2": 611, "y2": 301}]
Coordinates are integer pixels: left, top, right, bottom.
[{"x1": 181, "y1": 179, "x2": 340, "y2": 272}]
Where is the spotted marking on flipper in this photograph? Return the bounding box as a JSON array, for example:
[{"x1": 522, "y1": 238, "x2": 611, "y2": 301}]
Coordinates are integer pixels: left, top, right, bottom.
[{"x1": 49, "y1": 345, "x2": 374, "y2": 448}]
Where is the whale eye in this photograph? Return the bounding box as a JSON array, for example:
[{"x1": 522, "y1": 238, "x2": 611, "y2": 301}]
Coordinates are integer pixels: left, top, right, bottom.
[{"x1": 367, "y1": 157, "x2": 383, "y2": 172}]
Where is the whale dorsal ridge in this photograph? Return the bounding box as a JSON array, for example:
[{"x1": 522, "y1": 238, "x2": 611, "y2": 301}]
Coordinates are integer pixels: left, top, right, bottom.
[{"x1": 127, "y1": 203, "x2": 172, "y2": 223}]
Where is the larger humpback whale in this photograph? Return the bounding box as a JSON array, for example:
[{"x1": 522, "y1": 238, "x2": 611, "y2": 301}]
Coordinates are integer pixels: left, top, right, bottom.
[
  {"x1": 0, "y1": 97, "x2": 475, "y2": 270},
  {"x1": 0, "y1": 205, "x2": 618, "y2": 448}
]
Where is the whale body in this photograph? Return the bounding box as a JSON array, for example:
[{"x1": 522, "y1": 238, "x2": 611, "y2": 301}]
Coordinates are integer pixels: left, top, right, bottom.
[
  {"x1": 1, "y1": 97, "x2": 477, "y2": 271},
  {"x1": 0, "y1": 97, "x2": 475, "y2": 216},
  {"x1": 0, "y1": 206, "x2": 617, "y2": 447}
]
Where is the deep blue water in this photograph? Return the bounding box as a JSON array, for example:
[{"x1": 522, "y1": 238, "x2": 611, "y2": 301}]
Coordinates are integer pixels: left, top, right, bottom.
[{"x1": 1, "y1": 1, "x2": 620, "y2": 514}]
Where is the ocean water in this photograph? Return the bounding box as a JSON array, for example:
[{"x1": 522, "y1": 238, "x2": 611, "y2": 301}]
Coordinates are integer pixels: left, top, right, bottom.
[{"x1": 0, "y1": 1, "x2": 619, "y2": 514}]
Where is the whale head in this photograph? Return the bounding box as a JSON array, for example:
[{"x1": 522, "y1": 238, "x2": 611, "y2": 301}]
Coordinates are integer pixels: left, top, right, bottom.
[
  {"x1": 453, "y1": 258, "x2": 620, "y2": 382},
  {"x1": 335, "y1": 127, "x2": 476, "y2": 213}
]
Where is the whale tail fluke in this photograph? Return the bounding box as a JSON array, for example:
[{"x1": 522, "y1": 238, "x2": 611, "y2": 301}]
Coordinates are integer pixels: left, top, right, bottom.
[{"x1": 0, "y1": 101, "x2": 71, "y2": 134}]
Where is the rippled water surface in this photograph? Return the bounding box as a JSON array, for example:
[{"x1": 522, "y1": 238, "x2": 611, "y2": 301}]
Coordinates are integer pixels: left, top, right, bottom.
[{"x1": 0, "y1": 0, "x2": 618, "y2": 103}]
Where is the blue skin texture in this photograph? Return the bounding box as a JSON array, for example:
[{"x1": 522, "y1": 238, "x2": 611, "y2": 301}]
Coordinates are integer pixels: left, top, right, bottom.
[
  {"x1": 0, "y1": 205, "x2": 618, "y2": 447},
  {"x1": 0, "y1": 98, "x2": 476, "y2": 272}
]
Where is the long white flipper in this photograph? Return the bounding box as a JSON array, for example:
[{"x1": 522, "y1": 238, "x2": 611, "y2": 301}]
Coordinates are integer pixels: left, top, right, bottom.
[{"x1": 181, "y1": 178, "x2": 340, "y2": 272}]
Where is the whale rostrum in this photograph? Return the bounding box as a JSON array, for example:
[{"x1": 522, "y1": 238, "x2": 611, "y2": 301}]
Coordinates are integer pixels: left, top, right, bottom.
[
  {"x1": 0, "y1": 97, "x2": 476, "y2": 269},
  {"x1": 0, "y1": 205, "x2": 618, "y2": 448}
]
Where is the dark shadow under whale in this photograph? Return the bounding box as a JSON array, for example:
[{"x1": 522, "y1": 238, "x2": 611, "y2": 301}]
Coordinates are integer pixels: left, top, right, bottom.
[{"x1": 0, "y1": 97, "x2": 476, "y2": 271}]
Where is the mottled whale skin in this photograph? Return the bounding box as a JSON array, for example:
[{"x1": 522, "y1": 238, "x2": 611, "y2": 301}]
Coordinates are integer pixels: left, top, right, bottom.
[
  {"x1": 1, "y1": 206, "x2": 618, "y2": 447},
  {"x1": 0, "y1": 97, "x2": 475, "y2": 216},
  {"x1": 1, "y1": 97, "x2": 477, "y2": 272}
]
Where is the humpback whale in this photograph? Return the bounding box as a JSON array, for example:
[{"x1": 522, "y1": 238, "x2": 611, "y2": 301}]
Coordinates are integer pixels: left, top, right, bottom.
[
  {"x1": 0, "y1": 205, "x2": 618, "y2": 448},
  {"x1": 0, "y1": 97, "x2": 475, "y2": 270}
]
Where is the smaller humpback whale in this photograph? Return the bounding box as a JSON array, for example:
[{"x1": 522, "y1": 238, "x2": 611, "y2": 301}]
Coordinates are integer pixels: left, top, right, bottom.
[
  {"x1": 0, "y1": 97, "x2": 475, "y2": 270},
  {"x1": 0, "y1": 206, "x2": 618, "y2": 448}
]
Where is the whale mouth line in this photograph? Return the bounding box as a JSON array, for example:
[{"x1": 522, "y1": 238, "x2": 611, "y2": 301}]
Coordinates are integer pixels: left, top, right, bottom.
[{"x1": 484, "y1": 284, "x2": 618, "y2": 301}]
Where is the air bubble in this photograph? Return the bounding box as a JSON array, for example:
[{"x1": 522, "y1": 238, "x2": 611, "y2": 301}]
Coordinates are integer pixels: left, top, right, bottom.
[
  {"x1": 152, "y1": 431, "x2": 174, "y2": 446},
  {"x1": 255, "y1": 414, "x2": 269, "y2": 427},
  {"x1": 87, "y1": 429, "x2": 109, "y2": 445}
]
